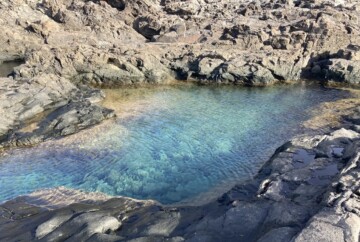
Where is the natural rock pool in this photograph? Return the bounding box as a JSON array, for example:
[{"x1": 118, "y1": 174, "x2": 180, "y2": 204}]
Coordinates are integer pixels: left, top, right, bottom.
[{"x1": 0, "y1": 84, "x2": 347, "y2": 204}]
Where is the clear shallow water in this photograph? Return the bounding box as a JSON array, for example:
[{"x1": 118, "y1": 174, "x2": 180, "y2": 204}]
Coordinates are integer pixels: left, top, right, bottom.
[{"x1": 0, "y1": 84, "x2": 346, "y2": 204}]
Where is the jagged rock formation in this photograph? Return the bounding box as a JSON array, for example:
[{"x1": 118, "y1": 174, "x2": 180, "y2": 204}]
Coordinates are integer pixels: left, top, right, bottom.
[{"x1": 0, "y1": 0, "x2": 360, "y2": 147}]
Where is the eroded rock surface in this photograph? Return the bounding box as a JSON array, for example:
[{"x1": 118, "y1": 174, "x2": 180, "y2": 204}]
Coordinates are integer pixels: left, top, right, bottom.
[{"x1": 0, "y1": 0, "x2": 360, "y2": 147}]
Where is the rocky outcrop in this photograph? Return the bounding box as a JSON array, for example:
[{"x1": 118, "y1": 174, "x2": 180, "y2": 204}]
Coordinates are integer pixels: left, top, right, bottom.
[
  {"x1": 2, "y1": 0, "x2": 360, "y2": 84},
  {"x1": 0, "y1": 74, "x2": 114, "y2": 149},
  {"x1": 0, "y1": 0, "x2": 359, "y2": 147},
  {"x1": 304, "y1": 45, "x2": 360, "y2": 85},
  {"x1": 1, "y1": 109, "x2": 360, "y2": 241}
]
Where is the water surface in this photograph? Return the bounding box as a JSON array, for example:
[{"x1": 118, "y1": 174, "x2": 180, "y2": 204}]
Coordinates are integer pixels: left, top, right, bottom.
[{"x1": 0, "y1": 83, "x2": 346, "y2": 204}]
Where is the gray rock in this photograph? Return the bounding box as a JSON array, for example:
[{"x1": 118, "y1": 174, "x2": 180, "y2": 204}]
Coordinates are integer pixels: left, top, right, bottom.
[
  {"x1": 325, "y1": 59, "x2": 360, "y2": 84},
  {"x1": 294, "y1": 219, "x2": 345, "y2": 242},
  {"x1": 40, "y1": 212, "x2": 121, "y2": 241},
  {"x1": 257, "y1": 227, "x2": 298, "y2": 242}
]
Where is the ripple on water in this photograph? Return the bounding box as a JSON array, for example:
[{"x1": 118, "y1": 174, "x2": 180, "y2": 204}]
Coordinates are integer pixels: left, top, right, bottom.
[{"x1": 0, "y1": 83, "x2": 348, "y2": 204}]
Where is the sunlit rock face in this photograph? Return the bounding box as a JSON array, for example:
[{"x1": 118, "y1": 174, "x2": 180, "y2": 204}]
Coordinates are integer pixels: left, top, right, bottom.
[
  {"x1": 0, "y1": 0, "x2": 359, "y2": 149},
  {"x1": 0, "y1": 84, "x2": 346, "y2": 204}
]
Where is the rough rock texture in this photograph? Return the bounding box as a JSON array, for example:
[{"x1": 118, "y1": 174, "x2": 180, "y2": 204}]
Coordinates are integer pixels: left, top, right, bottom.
[
  {"x1": 1, "y1": 110, "x2": 360, "y2": 241},
  {"x1": 0, "y1": 75, "x2": 114, "y2": 149},
  {"x1": 0, "y1": 0, "x2": 360, "y2": 147}
]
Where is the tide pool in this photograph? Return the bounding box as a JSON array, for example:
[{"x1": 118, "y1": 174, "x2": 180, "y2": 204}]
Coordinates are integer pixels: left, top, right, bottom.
[{"x1": 0, "y1": 83, "x2": 346, "y2": 204}]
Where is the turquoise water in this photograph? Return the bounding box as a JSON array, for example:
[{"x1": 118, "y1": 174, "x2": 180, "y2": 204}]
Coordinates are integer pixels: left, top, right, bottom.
[{"x1": 0, "y1": 84, "x2": 346, "y2": 204}]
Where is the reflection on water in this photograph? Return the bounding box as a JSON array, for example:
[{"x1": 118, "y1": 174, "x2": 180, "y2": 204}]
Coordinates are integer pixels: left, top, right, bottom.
[{"x1": 0, "y1": 83, "x2": 347, "y2": 204}]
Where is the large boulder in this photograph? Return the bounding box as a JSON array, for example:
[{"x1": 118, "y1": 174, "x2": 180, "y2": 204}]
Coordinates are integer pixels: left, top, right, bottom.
[{"x1": 163, "y1": 0, "x2": 201, "y2": 15}]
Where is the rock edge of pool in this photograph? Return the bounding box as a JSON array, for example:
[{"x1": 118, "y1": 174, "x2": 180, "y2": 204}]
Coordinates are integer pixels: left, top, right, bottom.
[{"x1": 1, "y1": 0, "x2": 360, "y2": 241}]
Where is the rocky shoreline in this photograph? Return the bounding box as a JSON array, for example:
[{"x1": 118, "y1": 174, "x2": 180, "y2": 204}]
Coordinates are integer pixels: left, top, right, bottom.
[
  {"x1": 1, "y1": 0, "x2": 360, "y2": 149},
  {"x1": 0, "y1": 0, "x2": 360, "y2": 241}
]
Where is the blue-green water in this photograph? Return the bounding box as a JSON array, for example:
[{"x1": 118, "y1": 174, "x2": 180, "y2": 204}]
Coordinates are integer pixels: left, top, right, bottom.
[{"x1": 0, "y1": 84, "x2": 346, "y2": 204}]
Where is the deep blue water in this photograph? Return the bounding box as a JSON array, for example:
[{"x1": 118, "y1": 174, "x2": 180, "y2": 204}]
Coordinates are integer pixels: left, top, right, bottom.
[{"x1": 0, "y1": 84, "x2": 346, "y2": 204}]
